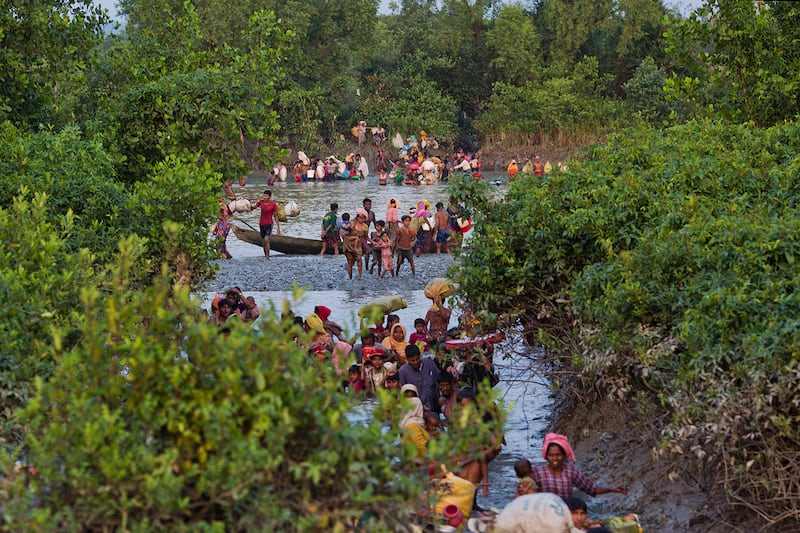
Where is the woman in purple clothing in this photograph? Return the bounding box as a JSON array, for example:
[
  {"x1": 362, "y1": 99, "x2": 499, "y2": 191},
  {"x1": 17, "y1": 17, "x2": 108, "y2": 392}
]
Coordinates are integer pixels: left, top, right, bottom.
[{"x1": 532, "y1": 433, "x2": 628, "y2": 500}]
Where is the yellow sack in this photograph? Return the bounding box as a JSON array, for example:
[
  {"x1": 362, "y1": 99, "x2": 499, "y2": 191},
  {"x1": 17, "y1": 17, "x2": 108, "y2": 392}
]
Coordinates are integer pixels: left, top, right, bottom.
[
  {"x1": 424, "y1": 278, "x2": 455, "y2": 301},
  {"x1": 432, "y1": 472, "x2": 475, "y2": 520},
  {"x1": 358, "y1": 296, "x2": 408, "y2": 325},
  {"x1": 351, "y1": 125, "x2": 360, "y2": 138},
  {"x1": 544, "y1": 161, "x2": 553, "y2": 174},
  {"x1": 276, "y1": 201, "x2": 288, "y2": 222}
]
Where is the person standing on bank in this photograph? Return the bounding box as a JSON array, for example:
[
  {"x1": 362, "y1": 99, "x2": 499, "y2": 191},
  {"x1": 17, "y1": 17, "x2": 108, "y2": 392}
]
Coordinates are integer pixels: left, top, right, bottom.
[
  {"x1": 320, "y1": 203, "x2": 339, "y2": 256},
  {"x1": 253, "y1": 189, "x2": 281, "y2": 259},
  {"x1": 532, "y1": 433, "x2": 628, "y2": 501}
]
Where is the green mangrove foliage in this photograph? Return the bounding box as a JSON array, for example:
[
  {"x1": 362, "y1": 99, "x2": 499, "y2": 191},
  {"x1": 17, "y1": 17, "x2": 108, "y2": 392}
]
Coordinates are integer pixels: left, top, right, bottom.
[
  {"x1": 664, "y1": 0, "x2": 800, "y2": 126},
  {"x1": 0, "y1": 194, "x2": 98, "y2": 446},
  {"x1": 0, "y1": 123, "x2": 131, "y2": 261},
  {"x1": 452, "y1": 120, "x2": 800, "y2": 526}
]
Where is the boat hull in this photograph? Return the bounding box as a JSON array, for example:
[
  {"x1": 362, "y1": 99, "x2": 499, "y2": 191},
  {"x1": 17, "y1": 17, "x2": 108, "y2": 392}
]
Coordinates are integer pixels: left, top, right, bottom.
[{"x1": 232, "y1": 225, "x2": 331, "y2": 255}]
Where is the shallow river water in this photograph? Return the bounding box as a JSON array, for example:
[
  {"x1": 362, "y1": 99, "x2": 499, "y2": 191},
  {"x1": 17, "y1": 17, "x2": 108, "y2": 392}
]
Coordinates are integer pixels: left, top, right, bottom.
[{"x1": 202, "y1": 170, "x2": 555, "y2": 511}]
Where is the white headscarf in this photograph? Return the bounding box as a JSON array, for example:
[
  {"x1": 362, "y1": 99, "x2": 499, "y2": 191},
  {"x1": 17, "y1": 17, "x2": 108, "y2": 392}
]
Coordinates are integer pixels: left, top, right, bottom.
[{"x1": 400, "y1": 397, "x2": 425, "y2": 428}]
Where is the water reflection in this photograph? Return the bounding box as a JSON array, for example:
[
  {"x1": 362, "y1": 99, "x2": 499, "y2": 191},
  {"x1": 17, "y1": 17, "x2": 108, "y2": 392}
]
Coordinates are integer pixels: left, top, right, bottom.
[
  {"x1": 199, "y1": 289, "x2": 550, "y2": 510},
  {"x1": 226, "y1": 172, "x2": 507, "y2": 258}
]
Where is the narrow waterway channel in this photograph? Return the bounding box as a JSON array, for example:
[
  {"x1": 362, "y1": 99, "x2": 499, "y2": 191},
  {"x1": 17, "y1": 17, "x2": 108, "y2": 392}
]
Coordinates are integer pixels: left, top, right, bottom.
[{"x1": 201, "y1": 170, "x2": 554, "y2": 512}]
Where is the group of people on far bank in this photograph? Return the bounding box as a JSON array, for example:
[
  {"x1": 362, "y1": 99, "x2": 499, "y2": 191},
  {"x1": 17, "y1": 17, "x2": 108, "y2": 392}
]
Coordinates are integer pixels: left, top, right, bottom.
[{"x1": 506, "y1": 155, "x2": 569, "y2": 182}]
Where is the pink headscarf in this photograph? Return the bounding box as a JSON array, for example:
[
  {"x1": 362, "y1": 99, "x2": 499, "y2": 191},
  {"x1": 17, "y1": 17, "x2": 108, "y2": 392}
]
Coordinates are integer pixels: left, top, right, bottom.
[
  {"x1": 542, "y1": 432, "x2": 576, "y2": 462},
  {"x1": 355, "y1": 207, "x2": 368, "y2": 219},
  {"x1": 413, "y1": 200, "x2": 427, "y2": 218}
]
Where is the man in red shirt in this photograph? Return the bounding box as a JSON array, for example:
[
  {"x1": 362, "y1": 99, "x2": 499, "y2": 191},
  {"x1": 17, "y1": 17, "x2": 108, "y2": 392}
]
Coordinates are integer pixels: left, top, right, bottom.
[{"x1": 253, "y1": 189, "x2": 281, "y2": 259}]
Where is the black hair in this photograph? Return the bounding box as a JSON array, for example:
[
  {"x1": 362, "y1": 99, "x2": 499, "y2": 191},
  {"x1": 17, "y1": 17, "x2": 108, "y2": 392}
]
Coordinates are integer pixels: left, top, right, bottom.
[
  {"x1": 456, "y1": 387, "x2": 476, "y2": 403},
  {"x1": 263, "y1": 189, "x2": 272, "y2": 196},
  {"x1": 547, "y1": 443, "x2": 567, "y2": 456},
  {"x1": 331, "y1": 203, "x2": 338, "y2": 210},
  {"x1": 586, "y1": 528, "x2": 612, "y2": 533},
  {"x1": 361, "y1": 331, "x2": 375, "y2": 342},
  {"x1": 563, "y1": 497, "x2": 587, "y2": 512},
  {"x1": 376, "y1": 219, "x2": 386, "y2": 227},
  {"x1": 401, "y1": 214, "x2": 411, "y2": 222},
  {"x1": 348, "y1": 364, "x2": 361, "y2": 374},
  {"x1": 362, "y1": 197, "x2": 371, "y2": 205},
  {"x1": 385, "y1": 373, "x2": 400, "y2": 382},
  {"x1": 513, "y1": 459, "x2": 532, "y2": 478},
  {"x1": 436, "y1": 202, "x2": 444, "y2": 209},
  {"x1": 405, "y1": 344, "x2": 421, "y2": 358},
  {"x1": 414, "y1": 318, "x2": 425, "y2": 326},
  {"x1": 437, "y1": 371, "x2": 454, "y2": 383},
  {"x1": 341, "y1": 212, "x2": 351, "y2": 221},
  {"x1": 425, "y1": 412, "x2": 440, "y2": 424}
]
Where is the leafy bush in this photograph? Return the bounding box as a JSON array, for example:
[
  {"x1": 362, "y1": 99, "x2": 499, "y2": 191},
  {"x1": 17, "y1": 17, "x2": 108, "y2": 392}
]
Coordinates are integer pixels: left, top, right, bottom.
[
  {"x1": 452, "y1": 119, "x2": 800, "y2": 527},
  {"x1": 623, "y1": 57, "x2": 670, "y2": 123},
  {"x1": 0, "y1": 122, "x2": 132, "y2": 261},
  {"x1": 0, "y1": 193, "x2": 98, "y2": 448},
  {"x1": 128, "y1": 155, "x2": 221, "y2": 286},
  {"x1": 2, "y1": 242, "x2": 503, "y2": 531},
  {"x1": 475, "y1": 57, "x2": 628, "y2": 146}
]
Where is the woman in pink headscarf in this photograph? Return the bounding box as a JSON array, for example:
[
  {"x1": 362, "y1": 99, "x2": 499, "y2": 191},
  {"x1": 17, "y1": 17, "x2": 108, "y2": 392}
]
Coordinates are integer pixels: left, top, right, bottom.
[{"x1": 531, "y1": 432, "x2": 628, "y2": 500}]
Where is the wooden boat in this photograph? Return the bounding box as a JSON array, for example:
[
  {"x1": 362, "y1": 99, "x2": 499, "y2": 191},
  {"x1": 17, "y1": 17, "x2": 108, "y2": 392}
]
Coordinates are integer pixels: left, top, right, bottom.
[{"x1": 232, "y1": 225, "x2": 333, "y2": 255}]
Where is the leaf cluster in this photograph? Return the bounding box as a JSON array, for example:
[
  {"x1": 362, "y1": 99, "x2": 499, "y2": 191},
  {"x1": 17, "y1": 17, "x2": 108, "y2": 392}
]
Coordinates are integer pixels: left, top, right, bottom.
[{"x1": 0, "y1": 193, "x2": 98, "y2": 447}]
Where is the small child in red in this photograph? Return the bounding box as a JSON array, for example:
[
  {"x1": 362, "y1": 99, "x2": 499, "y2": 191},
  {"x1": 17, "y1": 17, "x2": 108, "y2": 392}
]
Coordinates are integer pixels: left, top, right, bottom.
[
  {"x1": 347, "y1": 364, "x2": 366, "y2": 394},
  {"x1": 408, "y1": 318, "x2": 431, "y2": 352}
]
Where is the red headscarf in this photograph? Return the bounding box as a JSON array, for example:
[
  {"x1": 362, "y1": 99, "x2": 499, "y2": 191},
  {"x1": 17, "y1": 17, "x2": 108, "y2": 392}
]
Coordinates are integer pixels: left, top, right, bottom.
[{"x1": 315, "y1": 305, "x2": 332, "y2": 322}]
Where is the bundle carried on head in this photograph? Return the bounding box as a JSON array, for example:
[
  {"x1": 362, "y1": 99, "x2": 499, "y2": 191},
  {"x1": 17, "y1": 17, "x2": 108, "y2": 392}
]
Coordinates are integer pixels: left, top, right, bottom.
[{"x1": 424, "y1": 278, "x2": 456, "y2": 311}]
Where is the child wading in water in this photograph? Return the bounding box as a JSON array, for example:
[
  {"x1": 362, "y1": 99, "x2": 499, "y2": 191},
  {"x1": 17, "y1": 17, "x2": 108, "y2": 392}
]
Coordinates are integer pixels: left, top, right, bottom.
[
  {"x1": 376, "y1": 232, "x2": 395, "y2": 278},
  {"x1": 369, "y1": 220, "x2": 386, "y2": 275}
]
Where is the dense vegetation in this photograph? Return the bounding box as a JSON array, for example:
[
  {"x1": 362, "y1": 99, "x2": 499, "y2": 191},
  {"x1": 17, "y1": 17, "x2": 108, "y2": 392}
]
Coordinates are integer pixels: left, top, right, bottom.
[
  {"x1": 0, "y1": 0, "x2": 798, "y2": 529},
  {"x1": 449, "y1": 11, "x2": 800, "y2": 526}
]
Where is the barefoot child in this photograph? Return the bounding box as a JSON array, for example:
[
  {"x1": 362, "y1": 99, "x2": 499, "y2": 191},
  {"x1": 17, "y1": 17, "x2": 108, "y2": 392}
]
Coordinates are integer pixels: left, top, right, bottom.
[
  {"x1": 395, "y1": 215, "x2": 416, "y2": 277},
  {"x1": 377, "y1": 232, "x2": 395, "y2": 278}
]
